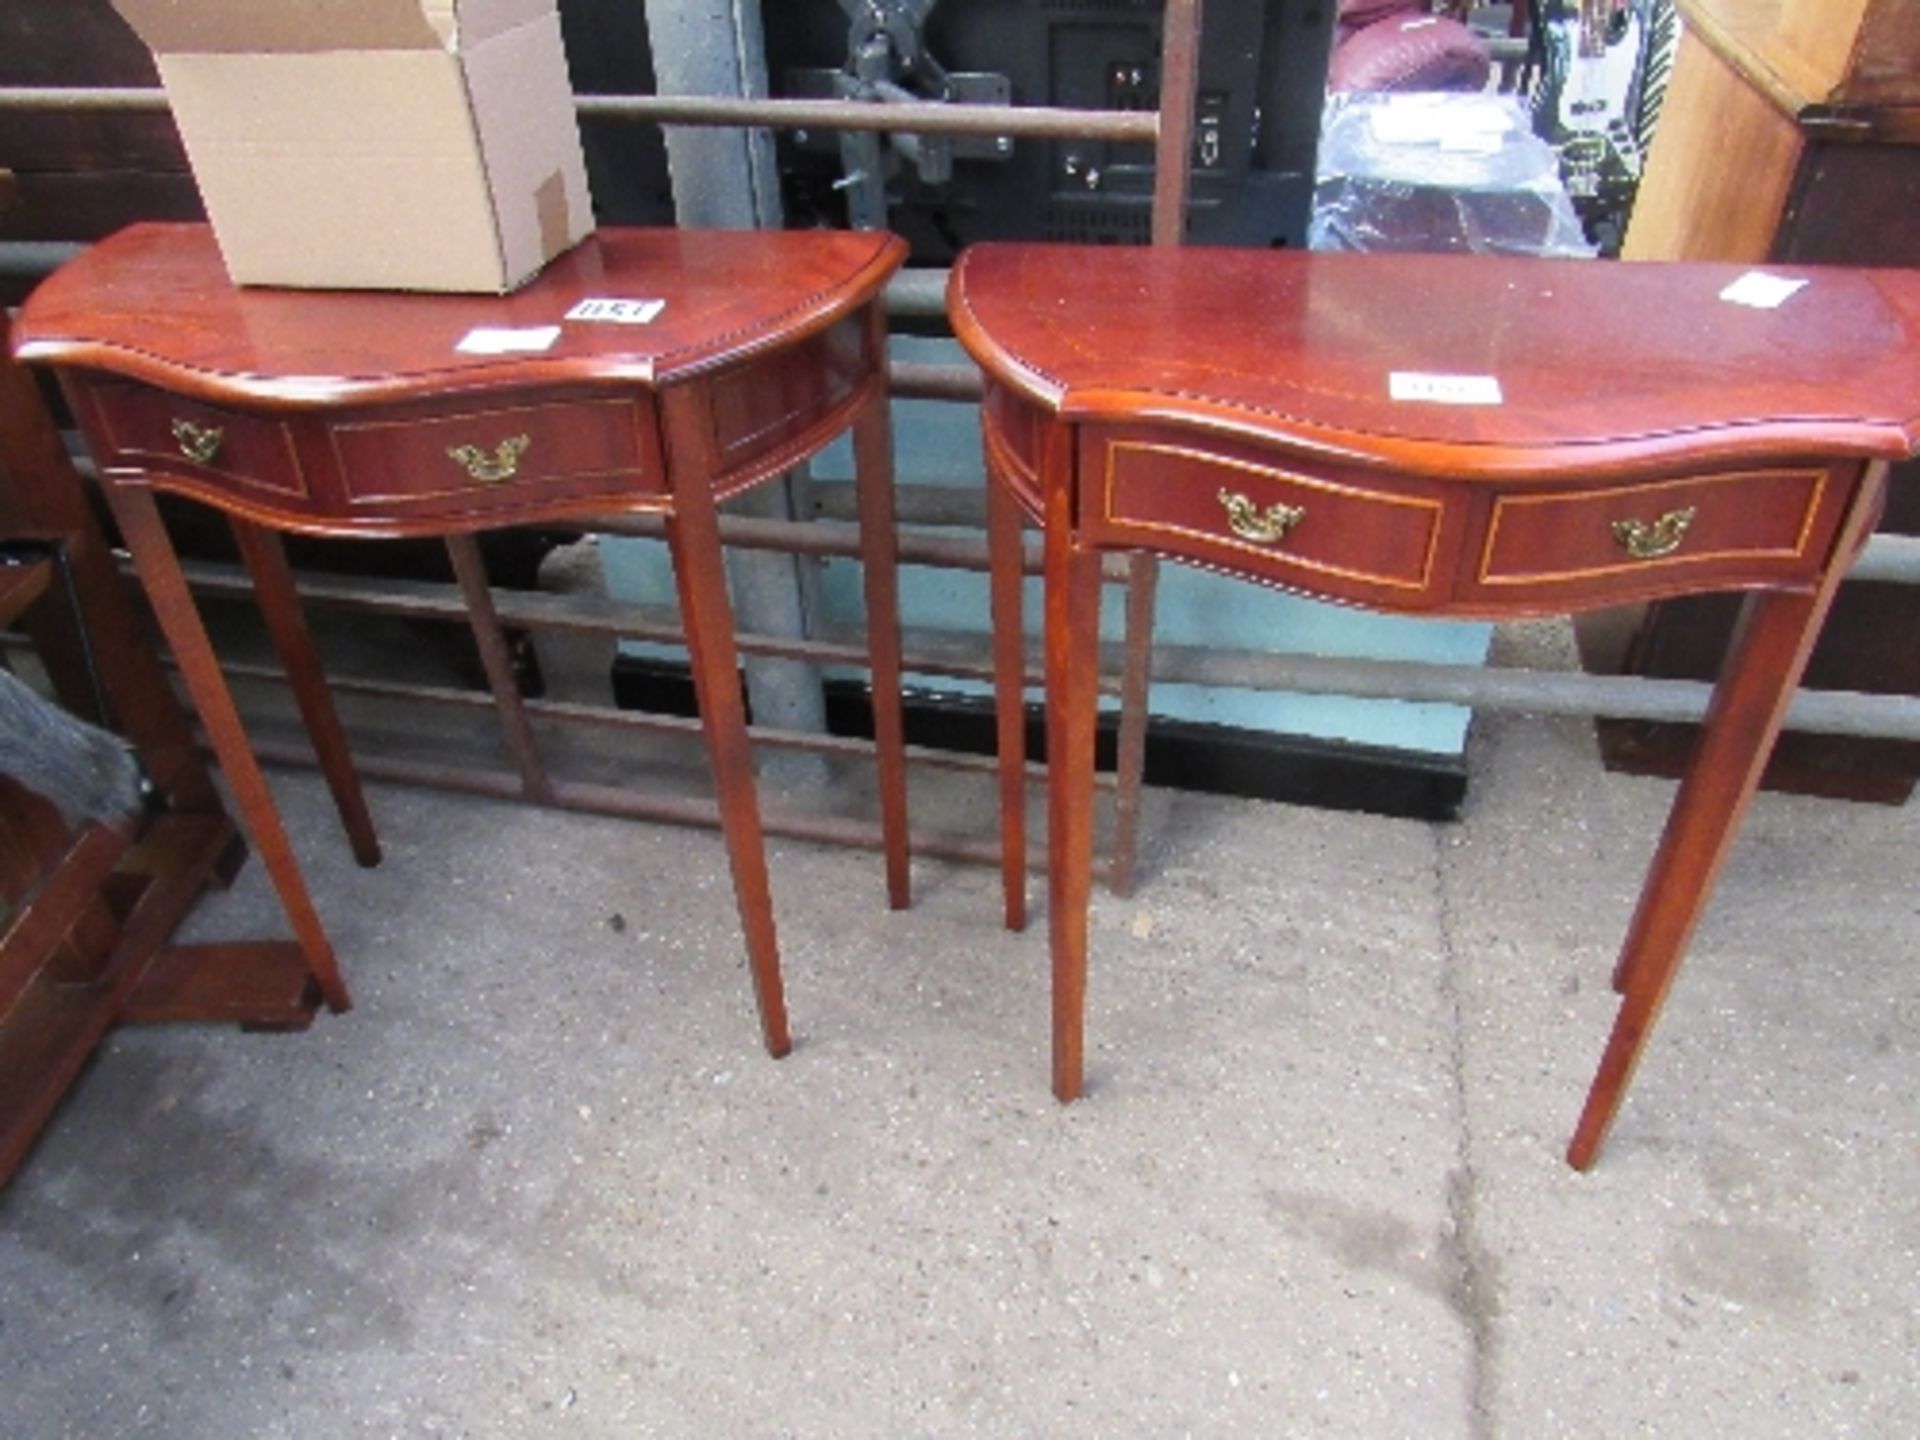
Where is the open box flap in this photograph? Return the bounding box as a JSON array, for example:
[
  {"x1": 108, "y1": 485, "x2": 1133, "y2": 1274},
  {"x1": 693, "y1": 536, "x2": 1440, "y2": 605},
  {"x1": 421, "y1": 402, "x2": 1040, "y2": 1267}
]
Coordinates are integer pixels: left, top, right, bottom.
[
  {"x1": 113, "y1": 0, "x2": 445, "y2": 54},
  {"x1": 440, "y1": 0, "x2": 561, "y2": 47}
]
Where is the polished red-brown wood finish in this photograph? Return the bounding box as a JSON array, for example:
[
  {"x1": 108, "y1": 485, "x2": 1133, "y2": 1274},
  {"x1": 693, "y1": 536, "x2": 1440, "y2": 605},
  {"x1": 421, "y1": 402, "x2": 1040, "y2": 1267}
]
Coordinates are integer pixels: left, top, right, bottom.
[
  {"x1": 2, "y1": 313, "x2": 327, "y2": 1190},
  {"x1": 14, "y1": 223, "x2": 913, "y2": 1056},
  {"x1": 951, "y1": 242, "x2": 1920, "y2": 1167}
]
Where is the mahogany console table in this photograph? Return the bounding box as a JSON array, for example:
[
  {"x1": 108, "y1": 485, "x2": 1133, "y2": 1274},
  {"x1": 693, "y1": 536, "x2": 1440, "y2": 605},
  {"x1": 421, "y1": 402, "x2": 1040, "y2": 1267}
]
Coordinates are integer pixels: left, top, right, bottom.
[
  {"x1": 14, "y1": 223, "x2": 912, "y2": 1057},
  {"x1": 951, "y1": 243, "x2": 1920, "y2": 1167}
]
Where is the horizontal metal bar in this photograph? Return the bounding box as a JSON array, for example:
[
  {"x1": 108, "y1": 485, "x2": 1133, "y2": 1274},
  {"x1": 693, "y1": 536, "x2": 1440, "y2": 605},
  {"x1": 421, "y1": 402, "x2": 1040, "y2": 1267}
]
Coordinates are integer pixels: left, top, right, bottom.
[
  {"x1": 170, "y1": 558, "x2": 1122, "y2": 696},
  {"x1": 215, "y1": 656, "x2": 1097, "y2": 790},
  {"x1": 1144, "y1": 643, "x2": 1920, "y2": 741},
  {"x1": 12, "y1": 580, "x2": 1920, "y2": 743},
  {"x1": 1847, "y1": 532, "x2": 1920, "y2": 585},
  {"x1": 578, "y1": 92, "x2": 1157, "y2": 142},
  {"x1": 885, "y1": 269, "x2": 951, "y2": 319},
  {"x1": 168, "y1": 555, "x2": 1920, "y2": 740},
  {"x1": 0, "y1": 241, "x2": 85, "y2": 279},
  {"x1": 0, "y1": 86, "x2": 167, "y2": 111},
  {"x1": 0, "y1": 85, "x2": 1158, "y2": 143},
  {"x1": 584, "y1": 508, "x2": 1133, "y2": 581},
  {"x1": 810, "y1": 479, "x2": 985, "y2": 529},
  {"x1": 889, "y1": 360, "x2": 983, "y2": 402},
  {"x1": 243, "y1": 732, "x2": 1037, "y2": 872}
]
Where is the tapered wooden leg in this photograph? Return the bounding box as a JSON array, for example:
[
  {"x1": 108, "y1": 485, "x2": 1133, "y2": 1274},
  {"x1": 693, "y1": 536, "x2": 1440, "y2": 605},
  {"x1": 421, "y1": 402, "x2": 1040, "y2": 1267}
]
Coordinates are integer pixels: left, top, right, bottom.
[
  {"x1": 661, "y1": 467, "x2": 791, "y2": 1058},
  {"x1": 1569, "y1": 467, "x2": 1887, "y2": 1168},
  {"x1": 1045, "y1": 505, "x2": 1104, "y2": 1102},
  {"x1": 444, "y1": 534, "x2": 554, "y2": 806},
  {"x1": 1109, "y1": 553, "x2": 1158, "y2": 897},
  {"x1": 107, "y1": 487, "x2": 350, "y2": 1013},
  {"x1": 986, "y1": 474, "x2": 1029, "y2": 932},
  {"x1": 229, "y1": 519, "x2": 381, "y2": 867},
  {"x1": 851, "y1": 376, "x2": 911, "y2": 910}
]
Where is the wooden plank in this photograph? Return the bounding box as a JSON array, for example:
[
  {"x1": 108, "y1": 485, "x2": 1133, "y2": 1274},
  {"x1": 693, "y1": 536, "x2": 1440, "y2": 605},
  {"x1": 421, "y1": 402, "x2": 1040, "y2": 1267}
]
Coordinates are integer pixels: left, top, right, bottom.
[
  {"x1": 0, "y1": 554, "x2": 51, "y2": 627},
  {"x1": 0, "y1": 812, "x2": 239, "y2": 1186},
  {"x1": 1679, "y1": 0, "x2": 1920, "y2": 111},
  {"x1": 1622, "y1": 31, "x2": 1805, "y2": 263},
  {"x1": 119, "y1": 941, "x2": 319, "y2": 1027}
]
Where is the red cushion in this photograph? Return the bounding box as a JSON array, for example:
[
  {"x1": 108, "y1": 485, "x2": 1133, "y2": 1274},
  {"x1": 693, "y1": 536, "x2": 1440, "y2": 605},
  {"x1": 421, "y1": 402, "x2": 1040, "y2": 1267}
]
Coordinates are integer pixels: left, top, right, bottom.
[
  {"x1": 1336, "y1": 0, "x2": 1428, "y2": 43},
  {"x1": 1339, "y1": 0, "x2": 1425, "y2": 23},
  {"x1": 1328, "y1": 15, "x2": 1492, "y2": 93}
]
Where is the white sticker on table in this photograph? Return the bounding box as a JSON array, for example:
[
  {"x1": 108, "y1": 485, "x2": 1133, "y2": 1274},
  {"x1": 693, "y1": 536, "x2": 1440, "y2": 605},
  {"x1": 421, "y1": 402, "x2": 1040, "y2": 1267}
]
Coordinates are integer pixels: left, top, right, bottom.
[
  {"x1": 1388, "y1": 371, "x2": 1504, "y2": 406},
  {"x1": 566, "y1": 297, "x2": 667, "y2": 325},
  {"x1": 454, "y1": 325, "x2": 561, "y2": 355},
  {"x1": 1718, "y1": 272, "x2": 1809, "y2": 310}
]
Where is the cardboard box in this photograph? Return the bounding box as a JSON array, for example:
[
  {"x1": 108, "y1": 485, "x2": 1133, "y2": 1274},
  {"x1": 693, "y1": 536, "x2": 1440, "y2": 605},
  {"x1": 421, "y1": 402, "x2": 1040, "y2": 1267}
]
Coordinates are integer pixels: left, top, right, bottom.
[{"x1": 112, "y1": 0, "x2": 595, "y2": 292}]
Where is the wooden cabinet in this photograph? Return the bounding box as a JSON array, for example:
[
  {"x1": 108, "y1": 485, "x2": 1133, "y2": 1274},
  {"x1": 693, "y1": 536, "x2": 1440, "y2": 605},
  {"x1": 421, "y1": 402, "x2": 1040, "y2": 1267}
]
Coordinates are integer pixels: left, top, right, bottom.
[
  {"x1": 1597, "y1": 0, "x2": 1920, "y2": 801},
  {"x1": 1670, "y1": 0, "x2": 1920, "y2": 112},
  {"x1": 1624, "y1": 0, "x2": 1920, "y2": 264}
]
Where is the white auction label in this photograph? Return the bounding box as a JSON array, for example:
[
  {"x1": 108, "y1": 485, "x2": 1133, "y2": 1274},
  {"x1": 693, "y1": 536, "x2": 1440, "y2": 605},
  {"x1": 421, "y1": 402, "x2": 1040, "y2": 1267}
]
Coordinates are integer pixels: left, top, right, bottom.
[
  {"x1": 1718, "y1": 271, "x2": 1808, "y2": 310},
  {"x1": 455, "y1": 325, "x2": 560, "y2": 355},
  {"x1": 1388, "y1": 371, "x2": 1504, "y2": 406},
  {"x1": 566, "y1": 297, "x2": 667, "y2": 325}
]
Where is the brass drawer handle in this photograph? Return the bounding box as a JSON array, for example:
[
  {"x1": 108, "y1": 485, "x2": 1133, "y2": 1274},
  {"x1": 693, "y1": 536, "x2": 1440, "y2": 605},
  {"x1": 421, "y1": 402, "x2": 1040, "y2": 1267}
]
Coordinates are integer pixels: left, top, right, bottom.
[
  {"x1": 446, "y1": 435, "x2": 531, "y2": 484},
  {"x1": 171, "y1": 419, "x2": 224, "y2": 465},
  {"x1": 1218, "y1": 488, "x2": 1305, "y2": 545},
  {"x1": 1611, "y1": 506, "x2": 1696, "y2": 560}
]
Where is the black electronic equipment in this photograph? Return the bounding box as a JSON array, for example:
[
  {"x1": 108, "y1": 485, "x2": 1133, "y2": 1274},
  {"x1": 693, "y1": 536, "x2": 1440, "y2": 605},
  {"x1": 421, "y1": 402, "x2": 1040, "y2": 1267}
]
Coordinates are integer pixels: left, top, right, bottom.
[{"x1": 764, "y1": 0, "x2": 1338, "y2": 259}]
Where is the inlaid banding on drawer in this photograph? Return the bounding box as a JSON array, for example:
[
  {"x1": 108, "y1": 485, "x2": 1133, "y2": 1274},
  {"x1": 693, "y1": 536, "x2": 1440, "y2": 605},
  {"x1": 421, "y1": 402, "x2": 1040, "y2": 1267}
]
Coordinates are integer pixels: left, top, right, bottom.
[
  {"x1": 982, "y1": 382, "x2": 1042, "y2": 485},
  {"x1": 981, "y1": 383, "x2": 1045, "y2": 517},
  {"x1": 1098, "y1": 439, "x2": 1446, "y2": 593},
  {"x1": 709, "y1": 316, "x2": 867, "y2": 470},
  {"x1": 93, "y1": 384, "x2": 308, "y2": 500},
  {"x1": 1477, "y1": 467, "x2": 1830, "y2": 587},
  {"x1": 330, "y1": 396, "x2": 655, "y2": 508}
]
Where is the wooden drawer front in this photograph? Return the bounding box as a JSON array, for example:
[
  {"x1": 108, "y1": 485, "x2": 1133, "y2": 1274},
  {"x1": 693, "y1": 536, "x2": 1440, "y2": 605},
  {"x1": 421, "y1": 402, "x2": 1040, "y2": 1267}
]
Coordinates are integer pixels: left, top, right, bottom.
[
  {"x1": 92, "y1": 384, "x2": 306, "y2": 502},
  {"x1": 1476, "y1": 467, "x2": 1833, "y2": 596},
  {"x1": 981, "y1": 380, "x2": 1045, "y2": 517},
  {"x1": 330, "y1": 396, "x2": 658, "y2": 516},
  {"x1": 1095, "y1": 437, "x2": 1448, "y2": 600},
  {"x1": 709, "y1": 315, "x2": 867, "y2": 485},
  {"x1": 983, "y1": 381, "x2": 1042, "y2": 482}
]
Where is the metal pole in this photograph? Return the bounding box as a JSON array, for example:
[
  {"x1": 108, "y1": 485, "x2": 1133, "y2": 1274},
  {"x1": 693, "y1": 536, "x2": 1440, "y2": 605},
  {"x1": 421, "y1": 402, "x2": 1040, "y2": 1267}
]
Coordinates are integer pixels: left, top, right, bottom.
[
  {"x1": 639, "y1": 0, "x2": 826, "y2": 754},
  {"x1": 0, "y1": 85, "x2": 1160, "y2": 143},
  {"x1": 1109, "y1": 0, "x2": 1207, "y2": 892},
  {"x1": 1141, "y1": 644, "x2": 1920, "y2": 742}
]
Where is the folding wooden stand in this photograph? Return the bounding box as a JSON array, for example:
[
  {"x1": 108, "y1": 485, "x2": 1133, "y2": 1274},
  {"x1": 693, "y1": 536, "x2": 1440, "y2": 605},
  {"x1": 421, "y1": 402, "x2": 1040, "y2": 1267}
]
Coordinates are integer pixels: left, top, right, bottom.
[{"x1": 0, "y1": 317, "x2": 318, "y2": 1188}]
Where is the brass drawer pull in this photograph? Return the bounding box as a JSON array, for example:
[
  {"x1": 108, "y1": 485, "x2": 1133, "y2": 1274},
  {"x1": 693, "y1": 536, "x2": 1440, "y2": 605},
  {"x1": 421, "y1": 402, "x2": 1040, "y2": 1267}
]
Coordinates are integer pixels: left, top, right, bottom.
[
  {"x1": 171, "y1": 419, "x2": 224, "y2": 465},
  {"x1": 1611, "y1": 506, "x2": 1696, "y2": 560},
  {"x1": 446, "y1": 435, "x2": 531, "y2": 484},
  {"x1": 1218, "y1": 488, "x2": 1305, "y2": 545}
]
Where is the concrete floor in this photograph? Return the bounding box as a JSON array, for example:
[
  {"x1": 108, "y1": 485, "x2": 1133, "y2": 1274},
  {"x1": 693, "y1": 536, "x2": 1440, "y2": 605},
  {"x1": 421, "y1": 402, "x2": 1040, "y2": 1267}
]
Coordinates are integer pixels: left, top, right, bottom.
[{"x1": 2, "y1": 619, "x2": 1916, "y2": 1438}]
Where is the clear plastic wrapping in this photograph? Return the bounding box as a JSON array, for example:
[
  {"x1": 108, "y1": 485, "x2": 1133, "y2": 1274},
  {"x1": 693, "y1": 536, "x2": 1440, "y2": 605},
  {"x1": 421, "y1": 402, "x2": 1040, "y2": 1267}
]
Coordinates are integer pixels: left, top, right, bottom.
[{"x1": 1308, "y1": 92, "x2": 1595, "y2": 258}]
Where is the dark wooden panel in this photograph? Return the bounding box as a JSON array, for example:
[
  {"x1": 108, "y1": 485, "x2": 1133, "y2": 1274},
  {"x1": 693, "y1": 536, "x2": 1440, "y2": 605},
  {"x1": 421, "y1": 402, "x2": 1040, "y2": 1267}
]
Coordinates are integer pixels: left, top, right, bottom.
[
  {"x1": 0, "y1": 2, "x2": 186, "y2": 179},
  {"x1": 1777, "y1": 144, "x2": 1920, "y2": 265},
  {"x1": 1090, "y1": 427, "x2": 1450, "y2": 606},
  {"x1": 708, "y1": 316, "x2": 866, "y2": 471},
  {"x1": 0, "y1": 172, "x2": 201, "y2": 241}
]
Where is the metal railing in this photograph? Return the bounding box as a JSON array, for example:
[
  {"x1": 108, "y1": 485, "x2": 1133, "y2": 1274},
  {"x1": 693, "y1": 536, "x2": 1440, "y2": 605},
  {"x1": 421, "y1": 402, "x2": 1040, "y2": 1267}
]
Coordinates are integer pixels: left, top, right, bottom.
[{"x1": 5, "y1": 0, "x2": 1916, "y2": 889}]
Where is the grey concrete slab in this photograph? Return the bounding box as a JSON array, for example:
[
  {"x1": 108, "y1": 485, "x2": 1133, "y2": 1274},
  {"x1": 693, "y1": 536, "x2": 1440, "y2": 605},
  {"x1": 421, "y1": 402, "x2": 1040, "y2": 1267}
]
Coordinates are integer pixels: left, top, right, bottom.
[
  {"x1": 1, "y1": 617, "x2": 1914, "y2": 1439},
  {"x1": 1446, "y1": 707, "x2": 1920, "y2": 1440},
  {"x1": 2, "y1": 774, "x2": 1471, "y2": 1438}
]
